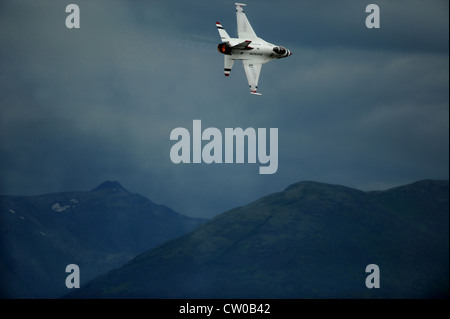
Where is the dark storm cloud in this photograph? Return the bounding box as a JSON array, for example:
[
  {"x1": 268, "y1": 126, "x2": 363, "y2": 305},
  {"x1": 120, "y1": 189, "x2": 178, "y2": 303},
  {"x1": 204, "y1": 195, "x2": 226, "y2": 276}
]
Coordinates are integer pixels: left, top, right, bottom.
[{"x1": 0, "y1": 0, "x2": 448, "y2": 217}]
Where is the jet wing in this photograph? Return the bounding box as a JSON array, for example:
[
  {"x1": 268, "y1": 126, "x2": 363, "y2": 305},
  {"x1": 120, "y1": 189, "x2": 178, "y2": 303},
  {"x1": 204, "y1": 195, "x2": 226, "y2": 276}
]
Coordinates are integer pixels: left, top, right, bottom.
[
  {"x1": 242, "y1": 60, "x2": 262, "y2": 95},
  {"x1": 235, "y1": 3, "x2": 258, "y2": 40}
]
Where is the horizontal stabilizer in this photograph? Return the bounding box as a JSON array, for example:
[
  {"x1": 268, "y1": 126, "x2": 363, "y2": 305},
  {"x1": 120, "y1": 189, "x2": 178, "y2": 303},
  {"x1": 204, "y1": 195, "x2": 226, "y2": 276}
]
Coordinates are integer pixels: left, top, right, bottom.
[
  {"x1": 224, "y1": 55, "x2": 235, "y2": 76},
  {"x1": 216, "y1": 22, "x2": 230, "y2": 41}
]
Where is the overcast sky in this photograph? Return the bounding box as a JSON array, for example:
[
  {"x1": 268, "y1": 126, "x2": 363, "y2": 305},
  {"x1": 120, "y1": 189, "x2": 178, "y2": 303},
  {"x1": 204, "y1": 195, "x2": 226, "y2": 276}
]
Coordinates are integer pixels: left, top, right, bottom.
[{"x1": 0, "y1": 0, "x2": 448, "y2": 218}]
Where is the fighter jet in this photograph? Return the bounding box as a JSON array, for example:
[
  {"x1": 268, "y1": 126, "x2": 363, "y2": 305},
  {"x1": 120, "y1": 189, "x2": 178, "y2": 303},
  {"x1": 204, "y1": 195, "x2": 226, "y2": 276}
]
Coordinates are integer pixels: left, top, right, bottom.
[{"x1": 216, "y1": 3, "x2": 292, "y2": 95}]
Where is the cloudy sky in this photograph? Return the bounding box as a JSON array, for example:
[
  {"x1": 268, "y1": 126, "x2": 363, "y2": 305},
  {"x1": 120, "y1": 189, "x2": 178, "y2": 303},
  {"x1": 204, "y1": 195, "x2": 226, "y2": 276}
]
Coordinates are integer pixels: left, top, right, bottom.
[{"x1": 0, "y1": 0, "x2": 448, "y2": 218}]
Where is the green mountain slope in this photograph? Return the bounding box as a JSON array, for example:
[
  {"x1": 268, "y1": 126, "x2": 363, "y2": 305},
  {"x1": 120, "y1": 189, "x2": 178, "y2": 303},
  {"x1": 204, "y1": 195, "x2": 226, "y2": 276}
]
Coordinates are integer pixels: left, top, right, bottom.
[
  {"x1": 0, "y1": 181, "x2": 205, "y2": 298},
  {"x1": 70, "y1": 180, "x2": 449, "y2": 299}
]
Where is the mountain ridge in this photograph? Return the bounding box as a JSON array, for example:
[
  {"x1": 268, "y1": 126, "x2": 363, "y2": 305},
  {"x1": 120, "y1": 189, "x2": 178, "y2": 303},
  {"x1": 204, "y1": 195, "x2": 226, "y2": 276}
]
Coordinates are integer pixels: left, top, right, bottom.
[
  {"x1": 69, "y1": 179, "x2": 449, "y2": 299},
  {"x1": 91, "y1": 180, "x2": 129, "y2": 192},
  {"x1": 0, "y1": 181, "x2": 206, "y2": 298}
]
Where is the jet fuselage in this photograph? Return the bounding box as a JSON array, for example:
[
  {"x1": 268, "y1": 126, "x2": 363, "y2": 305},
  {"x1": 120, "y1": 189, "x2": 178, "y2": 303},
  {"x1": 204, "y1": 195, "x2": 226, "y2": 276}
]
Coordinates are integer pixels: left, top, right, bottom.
[{"x1": 216, "y1": 3, "x2": 292, "y2": 95}]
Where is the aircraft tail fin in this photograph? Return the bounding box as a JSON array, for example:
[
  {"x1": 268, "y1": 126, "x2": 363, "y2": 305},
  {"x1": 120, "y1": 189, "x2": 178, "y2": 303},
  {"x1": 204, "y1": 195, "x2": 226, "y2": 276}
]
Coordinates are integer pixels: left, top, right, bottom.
[{"x1": 216, "y1": 22, "x2": 230, "y2": 41}]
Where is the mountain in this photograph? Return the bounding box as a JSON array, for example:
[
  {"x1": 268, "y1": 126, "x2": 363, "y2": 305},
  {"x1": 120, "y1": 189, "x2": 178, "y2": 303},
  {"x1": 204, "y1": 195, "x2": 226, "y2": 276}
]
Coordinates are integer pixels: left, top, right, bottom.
[
  {"x1": 0, "y1": 181, "x2": 206, "y2": 298},
  {"x1": 69, "y1": 180, "x2": 449, "y2": 299}
]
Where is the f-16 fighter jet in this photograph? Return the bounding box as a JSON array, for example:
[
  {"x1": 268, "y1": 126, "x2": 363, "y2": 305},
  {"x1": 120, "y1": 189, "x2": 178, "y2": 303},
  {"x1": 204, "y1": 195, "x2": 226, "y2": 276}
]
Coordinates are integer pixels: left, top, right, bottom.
[{"x1": 216, "y1": 3, "x2": 292, "y2": 95}]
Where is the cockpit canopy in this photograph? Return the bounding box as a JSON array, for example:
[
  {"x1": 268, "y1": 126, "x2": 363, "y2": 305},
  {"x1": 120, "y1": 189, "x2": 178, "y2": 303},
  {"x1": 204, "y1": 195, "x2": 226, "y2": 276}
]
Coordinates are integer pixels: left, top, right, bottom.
[{"x1": 273, "y1": 46, "x2": 287, "y2": 55}]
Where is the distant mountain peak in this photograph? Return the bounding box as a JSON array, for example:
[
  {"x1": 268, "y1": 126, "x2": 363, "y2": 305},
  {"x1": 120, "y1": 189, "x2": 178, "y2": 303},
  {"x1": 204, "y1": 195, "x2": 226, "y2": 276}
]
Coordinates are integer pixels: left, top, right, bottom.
[
  {"x1": 91, "y1": 181, "x2": 128, "y2": 192},
  {"x1": 284, "y1": 180, "x2": 358, "y2": 193},
  {"x1": 69, "y1": 179, "x2": 449, "y2": 299},
  {"x1": 284, "y1": 180, "x2": 327, "y2": 191}
]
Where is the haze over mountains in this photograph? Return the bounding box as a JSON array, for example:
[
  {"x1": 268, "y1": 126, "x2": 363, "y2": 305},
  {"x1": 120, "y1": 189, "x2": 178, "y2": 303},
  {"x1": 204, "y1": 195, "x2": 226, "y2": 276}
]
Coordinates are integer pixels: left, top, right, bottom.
[
  {"x1": 0, "y1": 181, "x2": 205, "y2": 298},
  {"x1": 1, "y1": 179, "x2": 447, "y2": 299},
  {"x1": 69, "y1": 180, "x2": 449, "y2": 299}
]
